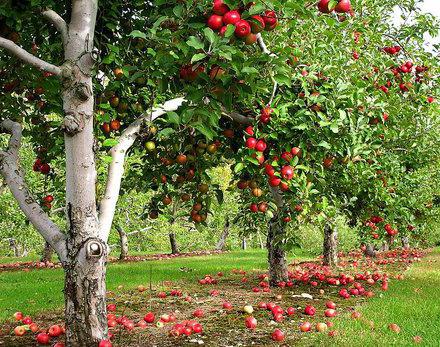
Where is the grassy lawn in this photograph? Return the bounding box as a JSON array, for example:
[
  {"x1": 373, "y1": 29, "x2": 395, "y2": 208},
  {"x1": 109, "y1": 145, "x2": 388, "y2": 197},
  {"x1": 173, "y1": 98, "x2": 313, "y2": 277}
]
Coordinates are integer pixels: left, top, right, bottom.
[
  {"x1": 313, "y1": 248, "x2": 440, "y2": 346},
  {"x1": 0, "y1": 249, "x2": 311, "y2": 322}
]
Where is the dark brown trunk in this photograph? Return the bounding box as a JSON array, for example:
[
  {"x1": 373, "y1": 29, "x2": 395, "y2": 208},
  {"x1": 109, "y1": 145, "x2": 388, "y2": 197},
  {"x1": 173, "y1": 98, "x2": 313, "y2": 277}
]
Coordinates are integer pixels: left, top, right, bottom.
[
  {"x1": 169, "y1": 232, "x2": 179, "y2": 254},
  {"x1": 401, "y1": 236, "x2": 410, "y2": 249},
  {"x1": 364, "y1": 243, "x2": 376, "y2": 257},
  {"x1": 216, "y1": 218, "x2": 230, "y2": 251},
  {"x1": 267, "y1": 213, "x2": 288, "y2": 285},
  {"x1": 116, "y1": 225, "x2": 128, "y2": 260},
  {"x1": 323, "y1": 224, "x2": 338, "y2": 266},
  {"x1": 40, "y1": 241, "x2": 54, "y2": 262},
  {"x1": 64, "y1": 238, "x2": 108, "y2": 346}
]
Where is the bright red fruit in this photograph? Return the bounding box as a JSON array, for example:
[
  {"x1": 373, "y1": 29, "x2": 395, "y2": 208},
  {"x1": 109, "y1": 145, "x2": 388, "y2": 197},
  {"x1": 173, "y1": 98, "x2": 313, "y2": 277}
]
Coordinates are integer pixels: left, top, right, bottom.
[
  {"x1": 193, "y1": 309, "x2": 204, "y2": 318},
  {"x1": 265, "y1": 164, "x2": 275, "y2": 176},
  {"x1": 246, "y1": 137, "x2": 257, "y2": 149},
  {"x1": 262, "y1": 10, "x2": 277, "y2": 29},
  {"x1": 48, "y1": 325, "x2": 62, "y2": 337},
  {"x1": 223, "y1": 10, "x2": 241, "y2": 25},
  {"x1": 98, "y1": 340, "x2": 112, "y2": 347},
  {"x1": 245, "y1": 126, "x2": 254, "y2": 135},
  {"x1": 144, "y1": 312, "x2": 155, "y2": 323},
  {"x1": 234, "y1": 20, "x2": 251, "y2": 38},
  {"x1": 245, "y1": 316, "x2": 257, "y2": 329},
  {"x1": 318, "y1": 0, "x2": 334, "y2": 13},
  {"x1": 213, "y1": 0, "x2": 229, "y2": 15},
  {"x1": 335, "y1": 0, "x2": 351, "y2": 13},
  {"x1": 36, "y1": 333, "x2": 50, "y2": 345},
  {"x1": 250, "y1": 15, "x2": 265, "y2": 33},
  {"x1": 269, "y1": 176, "x2": 281, "y2": 187},
  {"x1": 300, "y1": 321, "x2": 312, "y2": 332},
  {"x1": 304, "y1": 305, "x2": 316, "y2": 316},
  {"x1": 255, "y1": 140, "x2": 267, "y2": 152},
  {"x1": 207, "y1": 14, "x2": 224, "y2": 31},
  {"x1": 326, "y1": 301, "x2": 336, "y2": 309},
  {"x1": 281, "y1": 165, "x2": 294, "y2": 180},
  {"x1": 250, "y1": 203, "x2": 258, "y2": 213},
  {"x1": 271, "y1": 328, "x2": 285, "y2": 341},
  {"x1": 286, "y1": 307, "x2": 295, "y2": 315}
]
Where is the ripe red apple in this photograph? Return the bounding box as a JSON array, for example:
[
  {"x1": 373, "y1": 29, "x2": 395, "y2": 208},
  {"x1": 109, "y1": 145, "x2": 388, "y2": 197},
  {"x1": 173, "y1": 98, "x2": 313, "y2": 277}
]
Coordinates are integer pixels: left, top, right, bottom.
[
  {"x1": 304, "y1": 305, "x2": 316, "y2": 316},
  {"x1": 223, "y1": 301, "x2": 233, "y2": 310},
  {"x1": 262, "y1": 10, "x2": 277, "y2": 29},
  {"x1": 29, "y1": 323, "x2": 39, "y2": 333},
  {"x1": 427, "y1": 96, "x2": 435, "y2": 103},
  {"x1": 286, "y1": 307, "x2": 295, "y2": 316},
  {"x1": 318, "y1": 0, "x2": 334, "y2": 13},
  {"x1": 193, "y1": 309, "x2": 204, "y2": 318},
  {"x1": 265, "y1": 164, "x2": 275, "y2": 176},
  {"x1": 48, "y1": 325, "x2": 62, "y2": 337},
  {"x1": 250, "y1": 203, "x2": 258, "y2": 213},
  {"x1": 326, "y1": 301, "x2": 336, "y2": 309},
  {"x1": 14, "y1": 326, "x2": 26, "y2": 336},
  {"x1": 245, "y1": 126, "x2": 254, "y2": 135},
  {"x1": 300, "y1": 321, "x2": 312, "y2": 332},
  {"x1": 13, "y1": 312, "x2": 23, "y2": 321},
  {"x1": 244, "y1": 33, "x2": 257, "y2": 45},
  {"x1": 223, "y1": 10, "x2": 241, "y2": 25},
  {"x1": 335, "y1": 0, "x2": 352, "y2": 13},
  {"x1": 245, "y1": 316, "x2": 257, "y2": 329},
  {"x1": 144, "y1": 312, "x2": 155, "y2": 323},
  {"x1": 36, "y1": 333, "x2": 50, "y2": 345},
  {"x1": 98, "y1": 340, "x2": 112, "y2": 347},
  {"x1": 246, "y1": 137, "x2": 257, "y2": 149},
  {"x1": 271, "y1": 328, "x2": 285, "y2": 341},
  {"x1": 22, "y1": 316, "x2": 32, "y2": 325},
  {"x1": 234, "y1": 20, "x2": 251, "y2": 38},
  {"x1": 213, "y1": 0, "x2": 229, "y2": 15},
  {"x1": 388, "y1": 323, "x2": 400, "y2": 333},
  {"x1": 269, "y1": 176, "x2": 281, "y2": 187},
  {"x1": 281, "y1": 165, "x2": 294, "y2": 180},
  {"x1": 249, "y1": 15, "x2": 265, "y2": 33},
  {"x1": 325, "y1": 309, "x2": 337, "y2": 317},
  {"x1": 207, "y1": 14, "x2": 224, "y2": 31},
  {"x1": 255, "y1": 140, "x2": 266, "y2": 152}
]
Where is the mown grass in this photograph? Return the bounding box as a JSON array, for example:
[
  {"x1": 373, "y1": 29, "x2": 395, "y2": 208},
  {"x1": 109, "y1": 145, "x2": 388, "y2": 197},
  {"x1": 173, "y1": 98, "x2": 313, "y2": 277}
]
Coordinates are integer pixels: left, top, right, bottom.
[
  {"x1": 312, "y1": 248, "x2": 440, "y2": 347},
  {"x1": 0, "y1": 249, "x2": 311, "y2": 322}
]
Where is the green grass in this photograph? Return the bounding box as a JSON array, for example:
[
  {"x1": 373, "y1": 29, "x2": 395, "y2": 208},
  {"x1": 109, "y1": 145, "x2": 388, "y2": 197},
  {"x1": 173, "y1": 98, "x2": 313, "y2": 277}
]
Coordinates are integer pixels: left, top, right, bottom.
[
  {"x1": 313, "y1": 248, "x2": 440, "y2": 346},
  {"x1": 0, "y1": 249, "x2": 311, "y2": 322}
]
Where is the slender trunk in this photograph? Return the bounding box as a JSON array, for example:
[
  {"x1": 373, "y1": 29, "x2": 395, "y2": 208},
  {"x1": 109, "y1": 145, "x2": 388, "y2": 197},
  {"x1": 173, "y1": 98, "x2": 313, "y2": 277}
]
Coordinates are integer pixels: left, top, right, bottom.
[
  {"x1": 364, "y1": 243, "x2": 376, "y2": 257},
  {"x1": 241, "y1": 237, "x2": 247, "y2": 250},
  {"x1": 323, "y1": 224, "x2": 338, "y2": 266},
  {"x1": 216, "y1": 218, "x2": 230, "y2": 251},
  {"x1": 381, "y1": 237, "x2": 390, "y2": 252},
  {"x1": 267, "y1": 212, "x2": 288, "y2": 285},
  {"x1": 40, "y1": 241, "x2": 53, "y2": 262},
  {"x1": 9, "y1": 238, "x2": 19, "y2": 257},
  {"x1": 401, "y1": 236, "x2": 410, "y2": 249},
  {"x1": 169, "y1": 233, "x2": 179, "y2": 254},
  {"x1": 257, "y1": 231, "x2": 264, "y2": 249},
  {"x1": 116, "y1": 225, "x2": 128, "y2": 260}
]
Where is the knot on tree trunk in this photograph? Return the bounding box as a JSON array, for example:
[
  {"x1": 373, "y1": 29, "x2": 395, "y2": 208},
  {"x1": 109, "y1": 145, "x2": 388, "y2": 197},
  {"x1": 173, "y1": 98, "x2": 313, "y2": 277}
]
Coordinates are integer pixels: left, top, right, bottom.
[{"x1": 63, "y1": 111, "x2": 85, "y2": 135}]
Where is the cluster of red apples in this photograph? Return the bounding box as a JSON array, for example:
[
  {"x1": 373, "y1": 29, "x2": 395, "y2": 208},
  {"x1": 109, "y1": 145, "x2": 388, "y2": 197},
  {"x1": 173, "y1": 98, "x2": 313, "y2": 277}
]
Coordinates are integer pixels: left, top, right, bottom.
[
  {"x1": 365, "y1": 216, "x2": 399, "y2": 239},
  {"x1": 207, "y1": 1, "x2": 278, "y2": 45},
  {"x1": 12, "y1": 312, "x2": 64, "y2": 346},
  {"x1": 317, "y1": 0, "x2": 352, "y2": 14}
]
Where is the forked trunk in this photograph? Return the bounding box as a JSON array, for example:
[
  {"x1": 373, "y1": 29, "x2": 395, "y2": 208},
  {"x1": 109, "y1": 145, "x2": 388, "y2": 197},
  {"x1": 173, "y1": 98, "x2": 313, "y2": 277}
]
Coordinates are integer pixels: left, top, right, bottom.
[
  {"x1": 216, "y1": 217, "x2": 230, "y2": 251},
  {"x1": 40, "y1": 241, "x2": 53, "y2": 262},
  {"x1": 267, "y1": 213, "x2": 288, "y2": 285},
  {"x1": 64, "y1": 237, "x2": 107, "y2": 346},
  {"x1": 323, "y1": 224, "x2": 338, "y2": 266},
  {"x1": 364, "y1": 243, "x2": 376, "y2": 257},
  {"x1": 169, "y1": 232, "x2": 179, "y2": 254},
  {"x1": 116, "y1": 225, "x2": 128, "y2": 260},
  {"x1": 401, "y1": 236, "x2": 410, "y2": 249}
]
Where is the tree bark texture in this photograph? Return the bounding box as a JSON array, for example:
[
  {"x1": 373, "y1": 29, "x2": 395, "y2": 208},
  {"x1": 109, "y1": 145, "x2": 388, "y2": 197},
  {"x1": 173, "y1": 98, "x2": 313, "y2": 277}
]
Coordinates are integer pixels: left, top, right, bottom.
[
  {"x1": 323, "y1": 224, "x2": 338, "y2": 267},
  {"x1": 267, "y1": 213, "x2": 288, "y2": 285},
  {"x1": 216, "y1": 218, "x2": 230, "y2": 251}
]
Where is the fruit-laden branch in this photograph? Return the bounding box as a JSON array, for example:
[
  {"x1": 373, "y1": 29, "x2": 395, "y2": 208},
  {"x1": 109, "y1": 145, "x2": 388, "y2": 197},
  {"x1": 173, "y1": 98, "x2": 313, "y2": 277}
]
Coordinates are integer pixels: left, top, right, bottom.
[
  {"x1": 0, "y1": 120, "x2": 68, "y2": 262},
  {"x1": 42, "y1": 9, "x2": 68, "y2": 46},
  {"x1": 0, "y1": 37, "x2": 62, "y2": 75},
  {"x1": 98, "y1": 98, "x2": 187, "y2": 241}
]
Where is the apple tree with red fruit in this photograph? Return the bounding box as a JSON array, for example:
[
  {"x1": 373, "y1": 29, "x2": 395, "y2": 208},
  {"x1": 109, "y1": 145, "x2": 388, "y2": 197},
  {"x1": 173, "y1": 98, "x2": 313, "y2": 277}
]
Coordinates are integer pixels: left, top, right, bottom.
[{"x1": 0, "y1": 0, "x2": 439, "y2": 344}]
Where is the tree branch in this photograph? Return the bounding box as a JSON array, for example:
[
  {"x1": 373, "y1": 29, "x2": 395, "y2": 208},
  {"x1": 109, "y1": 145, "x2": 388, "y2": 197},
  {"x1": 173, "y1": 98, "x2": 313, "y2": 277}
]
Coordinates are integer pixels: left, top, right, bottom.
[
  {"x1": 42, "y1": 9, "x2": 68, "y2": 45},
  {"x1": 221, "y1": 109, "x2": 254, "y2": 125},
  {"x1": 0, "y1": 120, "x2": 67, "y2": 262},
  {"x1": 98, "y1": 98, "x2": 187, "y2": 241},
  {"x1": 0, "y1": 37, "x2": 61, "y2": 75},
  {"x1": 256, "y1": 34, "x2": 279, "y2": 106}
]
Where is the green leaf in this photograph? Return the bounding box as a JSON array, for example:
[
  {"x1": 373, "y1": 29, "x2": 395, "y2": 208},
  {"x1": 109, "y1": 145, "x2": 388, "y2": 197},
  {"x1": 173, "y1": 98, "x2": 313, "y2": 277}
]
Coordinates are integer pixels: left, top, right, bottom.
[
  {"x1": 318, "y1": 141, "x2": 331, "y2": 149},
  {"x1": 274, "y1": 74, "x2": 291, "y2": 86},
  {"x1": 129, "y1": 30, "x2": 147, "y2": 39},
  {"x1": 102, "y1": 139, "x2": 119, "y2": 147},
  {"x1": 234, "y1": 162, "x2": 244, "y2": 173},
  {"x1": 158, "y1": 128, "x2": 175, "y2": 138},
  {"x1": 187, "y1": 36, "x2": 205, "y2": 50},
  {"x1": 203, "y1": 27, "x2": 217, "y2": 45},
  {"x1": 194, "y1": 123, "x2": 216, "y2": 140},
  {"x1": 191, "y1": 53, "x2": 207, "y2": 63},
  {"x1": 166, "y1": 112, "x2": 180, "y2": 125}
]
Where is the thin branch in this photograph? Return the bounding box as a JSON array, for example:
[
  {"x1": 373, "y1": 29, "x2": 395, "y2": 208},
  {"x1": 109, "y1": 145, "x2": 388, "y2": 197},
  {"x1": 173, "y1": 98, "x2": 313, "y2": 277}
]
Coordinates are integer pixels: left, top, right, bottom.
[
  {"x1": 0, "y1": 120, "x2": 67, "y2": 262},
  {"x1": 0, "y1": 37, "x2": 61, "y2": 75},
  {"x1": 42, "y1": 9, "x2": 68, "y2": 45},
  {"x1": 98, "y1": 98, "x2": 187, "y2": 241},
  {"x1": 221, "y1": 109, "x2": 254, "y2": 125},
  {"x1": 256, "y1": 34, "x2": 279, "y2": 106},
  {"x1": 127, "y1": 227, "x2": 151, "y2": 236}
]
